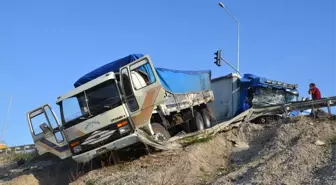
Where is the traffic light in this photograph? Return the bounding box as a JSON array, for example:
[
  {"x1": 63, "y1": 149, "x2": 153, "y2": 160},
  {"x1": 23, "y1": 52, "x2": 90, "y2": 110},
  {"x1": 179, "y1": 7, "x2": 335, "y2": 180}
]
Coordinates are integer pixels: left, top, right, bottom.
[{"x1": 214, "y1": 49, "x2": 222, "y2": 66}]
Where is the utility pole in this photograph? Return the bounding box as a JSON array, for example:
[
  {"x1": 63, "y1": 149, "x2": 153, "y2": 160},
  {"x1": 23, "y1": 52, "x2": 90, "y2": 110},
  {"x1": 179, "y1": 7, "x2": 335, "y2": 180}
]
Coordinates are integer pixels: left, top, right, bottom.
[
  {"x1": 218, "y1": 2, "x2": 240, "y2": 72},
  {"x1": 1, "y1": 96, "x2": 12, "y2": 143}
]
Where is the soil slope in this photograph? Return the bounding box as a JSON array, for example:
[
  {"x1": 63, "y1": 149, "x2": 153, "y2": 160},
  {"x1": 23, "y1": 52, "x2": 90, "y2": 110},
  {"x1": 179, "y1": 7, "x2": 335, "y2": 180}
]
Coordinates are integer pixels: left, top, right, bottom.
[{"x1": 1, "y1": 116, "x2": 336, "y2": 185}]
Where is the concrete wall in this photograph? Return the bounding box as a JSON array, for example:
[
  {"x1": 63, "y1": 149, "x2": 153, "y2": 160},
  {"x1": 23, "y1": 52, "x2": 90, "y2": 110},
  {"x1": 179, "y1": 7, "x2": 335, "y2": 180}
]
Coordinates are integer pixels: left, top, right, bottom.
[{"x1": 209, "y1": 73, "x2": 241, "y2": 122}]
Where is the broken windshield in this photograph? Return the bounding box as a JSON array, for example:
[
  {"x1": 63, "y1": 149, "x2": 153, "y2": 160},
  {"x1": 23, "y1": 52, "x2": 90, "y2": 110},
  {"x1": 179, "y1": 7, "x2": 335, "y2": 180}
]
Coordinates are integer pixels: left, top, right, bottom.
[
  {"x1": 60, "y1": 79, "x2": 122, "y2": 129},
  {"x1": 251, "y1": 87, "x2": 298, "y2": 107}
]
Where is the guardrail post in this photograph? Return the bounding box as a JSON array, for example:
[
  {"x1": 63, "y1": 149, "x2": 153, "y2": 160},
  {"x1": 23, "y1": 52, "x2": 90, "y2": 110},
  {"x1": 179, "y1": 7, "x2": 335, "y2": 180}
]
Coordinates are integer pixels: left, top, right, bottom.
[
  {"x1": 327, "y1": 100, "x2": 331, "y2": 114},
  {"x1": 311, "y1": 101, "x2": 316, "y2": 119}
]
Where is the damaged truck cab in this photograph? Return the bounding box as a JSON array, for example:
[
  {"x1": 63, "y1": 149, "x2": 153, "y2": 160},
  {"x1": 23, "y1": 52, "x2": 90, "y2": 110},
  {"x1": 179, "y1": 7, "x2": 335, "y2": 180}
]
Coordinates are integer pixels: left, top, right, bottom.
[
  {"x1": 238, "y1": 74, "x2": 299, "y2": 111},
  {"x1": 210, "y1": 73, "x2": 299, "y2": 123},
  {"x1": 27, "y1": 54, "x2": 214, "y2": 163}
]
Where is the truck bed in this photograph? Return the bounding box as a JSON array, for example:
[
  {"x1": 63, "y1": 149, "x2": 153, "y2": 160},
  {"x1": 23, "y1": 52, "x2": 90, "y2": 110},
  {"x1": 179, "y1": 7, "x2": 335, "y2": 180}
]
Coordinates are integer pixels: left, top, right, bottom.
[{"x1": 159, "y1": 90, "x2": 214, "y2": 114}]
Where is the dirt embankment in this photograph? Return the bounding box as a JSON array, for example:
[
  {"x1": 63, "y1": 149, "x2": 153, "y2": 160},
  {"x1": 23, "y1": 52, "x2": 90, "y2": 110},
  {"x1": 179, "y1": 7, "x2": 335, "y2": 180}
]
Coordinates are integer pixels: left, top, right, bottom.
[
  {"x1": 71, "y1": 131, "x2": 234, "y2": 185},
  {"x1": 213, "y1": 116, "x2": 336, "y2": 185},
  {"x1": 72, "y1": 116, "x2": 336, "y2": 185},
  {"x1": 2, "y1": 116, "x2": 336, "y2": 185}
]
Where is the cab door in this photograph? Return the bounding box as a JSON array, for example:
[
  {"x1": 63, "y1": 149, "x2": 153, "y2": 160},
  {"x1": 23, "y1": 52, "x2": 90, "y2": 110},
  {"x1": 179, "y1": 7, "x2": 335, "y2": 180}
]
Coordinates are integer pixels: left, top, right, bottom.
[
  {"x1": 119, "y1": 55, "x2": 165, "y2": 128},
  {"x1": 27, "y1": 104, "x2": 72, "y2": 159}
]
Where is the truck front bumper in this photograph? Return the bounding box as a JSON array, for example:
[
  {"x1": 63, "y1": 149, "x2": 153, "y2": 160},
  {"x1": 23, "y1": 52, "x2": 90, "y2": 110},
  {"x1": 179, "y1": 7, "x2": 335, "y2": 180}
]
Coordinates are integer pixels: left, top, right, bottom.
[{"x1": 72, "y1": 133, "x2": 140, "y2": 163}]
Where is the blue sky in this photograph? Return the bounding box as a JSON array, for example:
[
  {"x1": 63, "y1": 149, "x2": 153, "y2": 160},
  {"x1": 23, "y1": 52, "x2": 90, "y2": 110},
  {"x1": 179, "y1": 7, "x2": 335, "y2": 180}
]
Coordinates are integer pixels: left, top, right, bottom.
[{"x1": 0, "y1": 0, "x2": 335, "y2": 146}]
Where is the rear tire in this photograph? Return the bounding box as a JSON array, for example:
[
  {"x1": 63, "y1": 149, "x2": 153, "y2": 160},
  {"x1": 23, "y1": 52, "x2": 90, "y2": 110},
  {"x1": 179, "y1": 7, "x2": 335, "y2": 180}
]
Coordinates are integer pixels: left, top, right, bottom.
[
  {"x1": 182, "y1": 121, "x2": 192, "y2": 133},
  {"x1": 201, "y1": 108, "x2": 212, "y2": 128},
  {"x1": 151, "y1": 123, "x2": 171, "y2": 141},
  {"x1": 191, "y1": 111, "x2": 205, "y2": 131}
]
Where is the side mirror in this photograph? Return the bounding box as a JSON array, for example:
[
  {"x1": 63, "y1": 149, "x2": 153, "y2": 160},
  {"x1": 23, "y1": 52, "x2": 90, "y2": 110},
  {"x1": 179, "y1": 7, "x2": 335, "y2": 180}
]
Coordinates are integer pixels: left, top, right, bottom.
[{"x1": 39, "y1": 123, "x2": 52, "y2": 134}]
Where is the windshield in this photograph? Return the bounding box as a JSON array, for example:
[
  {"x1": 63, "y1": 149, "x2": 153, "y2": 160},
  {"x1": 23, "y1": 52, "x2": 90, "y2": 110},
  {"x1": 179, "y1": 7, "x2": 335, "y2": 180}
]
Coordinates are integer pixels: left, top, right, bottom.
[
  {"x1": 60, "y1": 79, "x2": 122, "y2": 128},
  {"x1": 251, "y1": 87, "x2": 298, "y2": 107},
  {"x1": 286, "y1": 93, "x2": 298, "y2": 102}
]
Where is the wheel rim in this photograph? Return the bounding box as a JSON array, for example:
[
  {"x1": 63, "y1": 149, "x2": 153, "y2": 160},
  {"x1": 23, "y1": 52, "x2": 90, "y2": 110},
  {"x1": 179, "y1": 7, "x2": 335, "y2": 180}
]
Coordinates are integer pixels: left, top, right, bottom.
[
  {"x1": 154, "y1": 132, "x2": 166, "y2": 141},
  {"x1": 260, "y1": 118, "x2": 266, "y2": 124}
]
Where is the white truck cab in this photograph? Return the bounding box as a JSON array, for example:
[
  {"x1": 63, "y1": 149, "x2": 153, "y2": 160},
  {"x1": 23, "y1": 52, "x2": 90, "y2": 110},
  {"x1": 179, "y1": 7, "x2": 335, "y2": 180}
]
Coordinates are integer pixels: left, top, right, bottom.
[
  {"x1": 27, "y1": 54, "x2": 214, "y2": 163},
  {"x1": 27, "y1": 72, "x2": 141, "y2": 163}
]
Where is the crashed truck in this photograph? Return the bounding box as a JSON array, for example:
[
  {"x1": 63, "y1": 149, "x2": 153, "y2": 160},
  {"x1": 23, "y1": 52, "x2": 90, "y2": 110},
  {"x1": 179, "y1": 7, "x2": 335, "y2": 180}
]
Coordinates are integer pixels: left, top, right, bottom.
[
  {"x1": 26, "y1": 54, "x2": 214, "y2": 163},
  {"x1": 210, "y1": 73, "x2": 299, "y2": 124}
]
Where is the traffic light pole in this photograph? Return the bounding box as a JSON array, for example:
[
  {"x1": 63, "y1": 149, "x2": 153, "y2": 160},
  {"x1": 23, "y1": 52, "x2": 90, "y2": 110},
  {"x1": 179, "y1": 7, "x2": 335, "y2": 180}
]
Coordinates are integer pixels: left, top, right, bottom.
[
  {"x1": 218, "y1": 2, "x2": 240, "y2": 72},
  {"x1": 220, "y1": 57, "x2": 241, "y2": 75},
  {"x1": 214, "y1": 49, "x2": 240, "y2": 75}
]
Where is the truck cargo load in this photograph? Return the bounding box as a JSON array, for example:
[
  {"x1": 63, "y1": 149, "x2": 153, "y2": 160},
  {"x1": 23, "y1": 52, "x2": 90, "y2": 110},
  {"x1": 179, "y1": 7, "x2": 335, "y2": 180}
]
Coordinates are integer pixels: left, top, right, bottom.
[{"x1": 74, "y1": 54, "x2": 211, "y2": 94}]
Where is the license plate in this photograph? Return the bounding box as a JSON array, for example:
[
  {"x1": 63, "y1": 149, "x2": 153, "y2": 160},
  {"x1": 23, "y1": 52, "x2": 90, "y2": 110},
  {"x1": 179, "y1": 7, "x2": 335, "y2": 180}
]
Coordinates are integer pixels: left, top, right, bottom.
[{"x1": 96, "y1": 147, "x2": 107, "y2": 155}]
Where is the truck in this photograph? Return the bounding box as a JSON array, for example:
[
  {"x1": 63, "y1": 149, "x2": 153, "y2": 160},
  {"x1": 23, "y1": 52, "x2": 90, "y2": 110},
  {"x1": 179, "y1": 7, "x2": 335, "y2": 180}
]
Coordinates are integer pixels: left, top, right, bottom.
[
  {"x1": 210, "y1": 73, "x2": 299, "y2": 124},
  {"x1": 26, "y1": 54, "x2": 214, "y2": 163}
]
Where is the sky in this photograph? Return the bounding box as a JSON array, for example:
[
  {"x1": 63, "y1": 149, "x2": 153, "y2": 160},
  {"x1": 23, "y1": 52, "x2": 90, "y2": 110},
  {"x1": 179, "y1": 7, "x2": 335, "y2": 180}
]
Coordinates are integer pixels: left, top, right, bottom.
[{"x1": 0, "y1": 0, "x2": 335, "y2": 146}]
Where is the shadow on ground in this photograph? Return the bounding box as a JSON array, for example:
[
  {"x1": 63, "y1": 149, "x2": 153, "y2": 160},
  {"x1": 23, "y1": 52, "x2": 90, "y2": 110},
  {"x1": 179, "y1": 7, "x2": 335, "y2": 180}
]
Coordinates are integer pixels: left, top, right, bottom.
[{"x1": 0, "y1": 143, "x2": 150, "y2": 185}]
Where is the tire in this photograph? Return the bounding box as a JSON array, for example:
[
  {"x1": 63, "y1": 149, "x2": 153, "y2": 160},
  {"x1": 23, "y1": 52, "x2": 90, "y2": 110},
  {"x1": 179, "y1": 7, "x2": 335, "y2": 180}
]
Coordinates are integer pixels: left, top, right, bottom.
[
  {"x1": 182, "y1": 120, "x2": 192, "y2": 133},
  {"x1": 255, "y1": 116, "x2": 277, "y2": 124},
  {"x1": 191, "y1": 111, "x2": 205, "y2": 131},
  {"x1": 151, "y1": 123, "x2": 171, "y2": 141},
  {"x1": 201, "y1": 108, "x2": 212, "y2": 128}
]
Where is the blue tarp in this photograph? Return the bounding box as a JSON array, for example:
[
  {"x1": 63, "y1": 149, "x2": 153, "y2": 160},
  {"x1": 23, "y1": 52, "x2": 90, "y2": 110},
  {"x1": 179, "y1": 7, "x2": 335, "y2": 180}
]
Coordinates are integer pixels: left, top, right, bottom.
[
  {"x1": 74, "y1": 54, "x2": 211, "y2": 94},
  {"x1": 74, "y1": 54, "x2": 144, "y2": 87}
]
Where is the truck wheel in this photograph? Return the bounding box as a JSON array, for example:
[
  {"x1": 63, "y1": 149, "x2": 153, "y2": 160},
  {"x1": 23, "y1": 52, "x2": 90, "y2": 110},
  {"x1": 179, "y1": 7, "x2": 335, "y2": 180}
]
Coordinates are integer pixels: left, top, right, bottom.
[
  {"x1": 151, "y1": 123, "x2": 171, "y2": 141},
  {"x1": 255, "y1": 116, "x2": 275, "y2": 124},
  {"x1": 258, "y1": 117, "x2": 267, "y2": 124},
  {"x1": 201, "y1": 109, "x2": 212, "y2": 128},
  {"x1": 182, "y1": 120, "x2": 192, "y2": 133},
  {"x1": 192, "y1": 111, "x2": 205, "y2": 131}
]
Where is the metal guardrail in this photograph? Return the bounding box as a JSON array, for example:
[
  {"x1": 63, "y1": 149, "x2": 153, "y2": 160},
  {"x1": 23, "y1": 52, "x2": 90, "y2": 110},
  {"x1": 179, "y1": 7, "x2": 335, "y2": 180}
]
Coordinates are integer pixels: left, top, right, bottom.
[
  {"x1": 249, "y1": 96, "x2": 336, "y2": 120},
  {"x1": 0, "y1": 144, "x2": 35, "y2": 154}
]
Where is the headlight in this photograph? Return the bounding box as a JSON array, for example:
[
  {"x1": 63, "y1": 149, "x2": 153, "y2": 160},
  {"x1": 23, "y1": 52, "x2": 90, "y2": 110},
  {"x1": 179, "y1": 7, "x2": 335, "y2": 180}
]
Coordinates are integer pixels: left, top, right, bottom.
[
  {"x1": 73, "y1": 145, "x2": 82, "y2": 153},
  {"x1": 118, "y1": 125, "x2": 131, "y2": 135}
]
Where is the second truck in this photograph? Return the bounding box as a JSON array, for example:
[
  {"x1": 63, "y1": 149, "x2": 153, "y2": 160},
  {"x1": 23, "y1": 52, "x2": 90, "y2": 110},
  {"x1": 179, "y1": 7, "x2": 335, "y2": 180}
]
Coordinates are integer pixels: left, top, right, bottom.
[{"x1": 210, "y1": 73, "x2": 299, "y2": 124}]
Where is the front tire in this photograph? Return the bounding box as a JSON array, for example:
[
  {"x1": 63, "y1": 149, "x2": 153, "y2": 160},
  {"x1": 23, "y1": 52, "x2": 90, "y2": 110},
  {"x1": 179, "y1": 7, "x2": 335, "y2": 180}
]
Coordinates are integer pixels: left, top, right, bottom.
[{"x1": 151, "y1": 123, "x2": 171, "y2": 141}]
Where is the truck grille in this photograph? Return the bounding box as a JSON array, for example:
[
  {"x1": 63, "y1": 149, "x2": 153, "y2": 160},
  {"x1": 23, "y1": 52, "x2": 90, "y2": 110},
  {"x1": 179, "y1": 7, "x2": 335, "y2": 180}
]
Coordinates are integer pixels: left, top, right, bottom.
[{"x1": 71, "y1": 119, "x2": 132, "y2": 155}]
